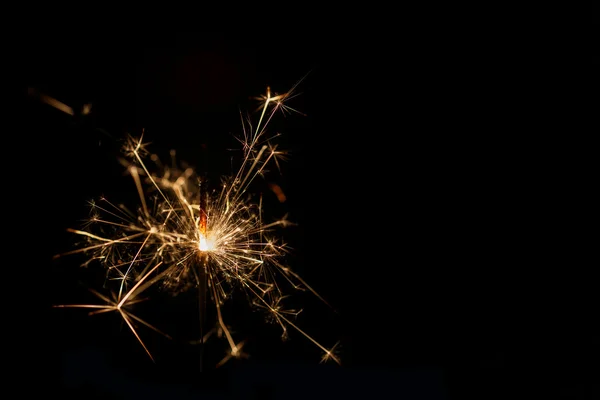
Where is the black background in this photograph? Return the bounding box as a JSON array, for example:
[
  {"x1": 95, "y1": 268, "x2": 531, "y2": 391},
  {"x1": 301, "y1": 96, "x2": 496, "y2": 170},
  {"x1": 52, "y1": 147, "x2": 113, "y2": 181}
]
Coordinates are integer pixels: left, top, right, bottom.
[{"x1": 17, "y1": 30, "x2": 550, "y2": 399}]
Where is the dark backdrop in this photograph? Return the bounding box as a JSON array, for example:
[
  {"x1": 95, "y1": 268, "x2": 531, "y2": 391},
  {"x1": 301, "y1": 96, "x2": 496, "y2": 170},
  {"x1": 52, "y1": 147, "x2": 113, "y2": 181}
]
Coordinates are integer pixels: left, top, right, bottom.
[{"x1": 18, "y1": 31, "x2": 536, "y2": 399}]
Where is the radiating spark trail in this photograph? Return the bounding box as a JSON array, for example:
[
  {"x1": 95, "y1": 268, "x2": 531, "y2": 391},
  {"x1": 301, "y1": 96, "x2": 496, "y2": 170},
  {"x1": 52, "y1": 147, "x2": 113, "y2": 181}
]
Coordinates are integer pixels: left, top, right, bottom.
[
  {"x1": 55, "y1": 261, "x2": 170, "y2": 361},
  {"x1": 28, "y1": 87, "x2": 76, "y2": 116},
  {"x1": 55, "y1": 78, "x2": 340, "y2": 367}
]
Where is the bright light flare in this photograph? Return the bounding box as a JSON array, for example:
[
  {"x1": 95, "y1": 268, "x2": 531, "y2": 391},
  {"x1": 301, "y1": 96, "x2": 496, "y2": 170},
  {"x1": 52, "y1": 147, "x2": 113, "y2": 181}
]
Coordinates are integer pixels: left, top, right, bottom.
[
  {"x1": 55, "y1": 78, "x2": 340, "y2": 367},
  {"x1": 198, "y1": 231, "x2": 215, "y2": 252}
]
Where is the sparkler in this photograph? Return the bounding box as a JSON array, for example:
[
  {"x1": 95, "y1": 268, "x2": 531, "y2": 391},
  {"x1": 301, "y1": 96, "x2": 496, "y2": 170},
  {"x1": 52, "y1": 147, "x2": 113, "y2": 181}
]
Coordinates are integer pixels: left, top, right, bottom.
[{"x1": 53, "y1": 79, "x2": 341, "y2": 367}]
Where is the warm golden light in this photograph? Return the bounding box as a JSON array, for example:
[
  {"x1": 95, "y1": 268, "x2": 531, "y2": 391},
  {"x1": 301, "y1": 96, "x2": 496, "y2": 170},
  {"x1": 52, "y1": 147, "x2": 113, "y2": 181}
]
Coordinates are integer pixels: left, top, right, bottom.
[
  {"x1": 54, "y1": 77, "x2": 340, "y2": 367},
  {"x1": 198, "y1": 232, "x2": 214, "y2": 252}
]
